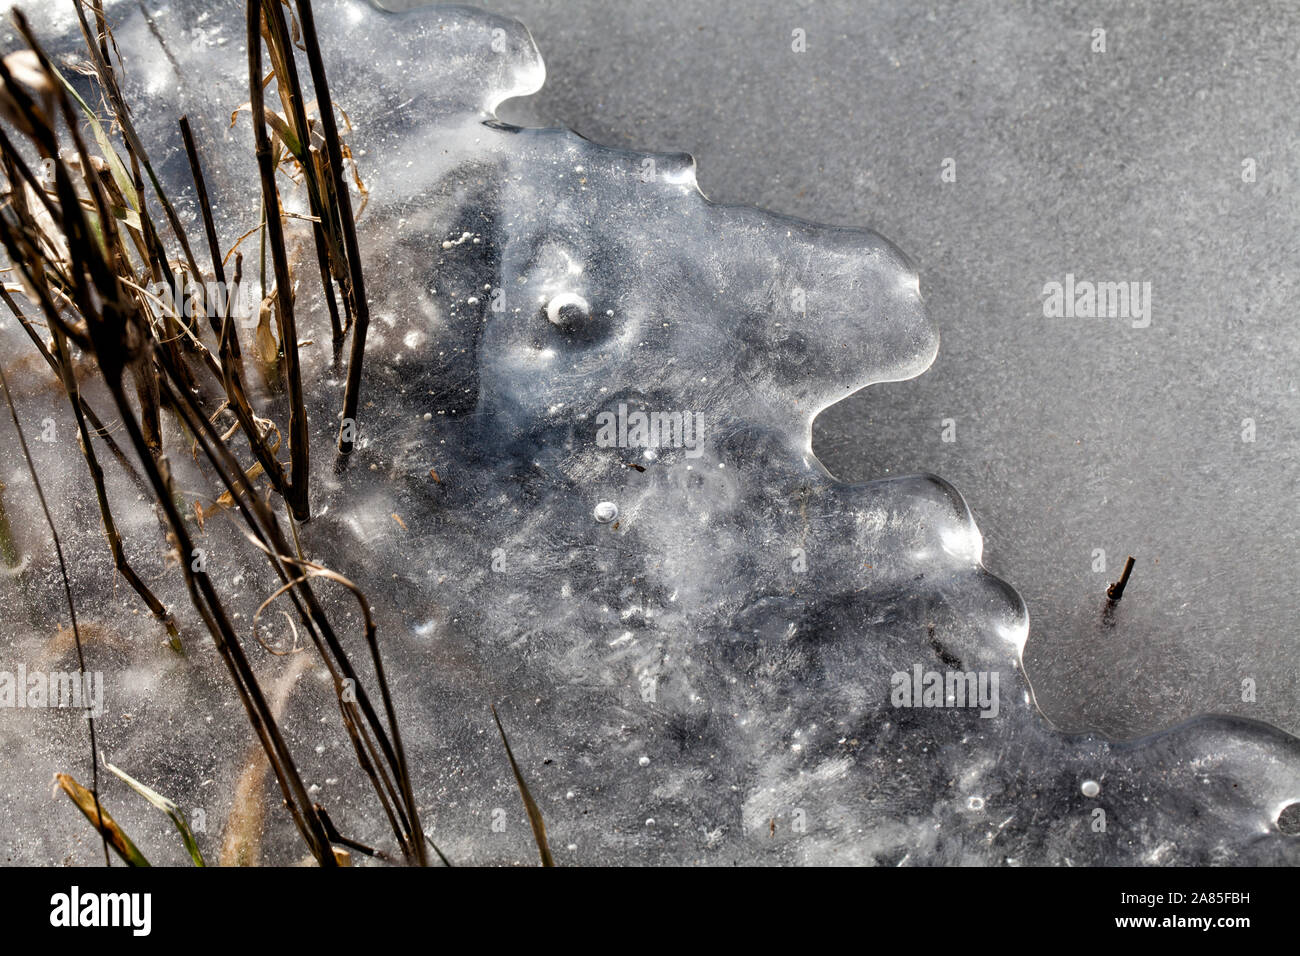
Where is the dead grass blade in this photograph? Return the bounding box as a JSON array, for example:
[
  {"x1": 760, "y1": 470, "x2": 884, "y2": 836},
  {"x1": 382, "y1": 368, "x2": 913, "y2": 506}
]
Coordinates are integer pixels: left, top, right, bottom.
[
  {"x1": 491, "y1": 705, "x2": 555, "y2": 867},
  {"x1": 106, "y1": 762, "x2": 206, "y2": 866},
  {"x1": 55, "y1": 774, "x2": 146, "y2": 866}
]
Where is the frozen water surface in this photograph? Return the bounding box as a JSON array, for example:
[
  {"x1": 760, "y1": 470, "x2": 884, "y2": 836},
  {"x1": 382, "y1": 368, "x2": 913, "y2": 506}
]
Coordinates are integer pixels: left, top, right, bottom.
[{"x1": 0, "y1": 0, "x2": 1296, "y2": 864}]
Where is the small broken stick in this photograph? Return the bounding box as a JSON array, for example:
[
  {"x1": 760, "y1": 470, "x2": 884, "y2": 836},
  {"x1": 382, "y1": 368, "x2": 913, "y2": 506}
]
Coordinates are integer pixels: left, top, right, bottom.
[{"x1": 1106, "y1": 555, "x2": 1136, "y2": 603}]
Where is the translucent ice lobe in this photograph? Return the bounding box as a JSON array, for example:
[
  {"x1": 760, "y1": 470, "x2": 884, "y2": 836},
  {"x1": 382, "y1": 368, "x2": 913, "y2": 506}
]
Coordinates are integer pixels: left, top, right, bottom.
[
  {"x1": 0, "y1": 0, "x2": 1296, "y2": 865},
  {"x1": 318, "y1": 1, "x2": 546, "y2": 117},
  {"x1": 474, "y1": 130, "x2": 935, "y2": 442}
]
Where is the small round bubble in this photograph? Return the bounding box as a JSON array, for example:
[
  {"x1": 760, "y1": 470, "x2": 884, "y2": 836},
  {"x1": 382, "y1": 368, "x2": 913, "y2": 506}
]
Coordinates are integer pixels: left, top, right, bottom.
[{"x1": 546, "y1": 292, "x2": 590, "y2": 327}]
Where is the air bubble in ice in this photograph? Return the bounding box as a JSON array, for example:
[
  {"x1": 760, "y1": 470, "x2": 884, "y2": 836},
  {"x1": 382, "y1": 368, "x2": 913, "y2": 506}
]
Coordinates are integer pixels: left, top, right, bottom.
[{"x1": 545, "y1": 292, "x2": 590, "y2": 327}]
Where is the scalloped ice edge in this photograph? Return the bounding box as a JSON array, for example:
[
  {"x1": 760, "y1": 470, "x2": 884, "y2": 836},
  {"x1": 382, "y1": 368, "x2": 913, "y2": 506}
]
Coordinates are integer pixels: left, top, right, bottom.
[
  {"x1": 410, "y1": 0, "x2": 1027, "y2": 677},
  {"x1": 411, "y1": 1, "x2": 1300, "y2": 763}
]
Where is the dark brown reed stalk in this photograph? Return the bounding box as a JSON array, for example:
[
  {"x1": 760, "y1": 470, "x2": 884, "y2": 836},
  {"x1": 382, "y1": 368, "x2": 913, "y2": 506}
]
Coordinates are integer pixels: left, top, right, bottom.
[
  {"x1": 292, "y1": 0, "x2": 371, "y2": 454},
  {"x1": 158, "y1": 241, "x2": 427, "y2": 862},
  {"x1": 248, "y1": 549, "x2": 427, "y2": 864},
  {"x1": 102, "y1": 281, "x2": 337, "y2": 865},
  {"x1": 0, "y1": 363, "x2": 109, "y2": 867},
  {"x1": 315, "y1": 804, "x2": 390, "y2": 862},
  {"x1": 9, "y1": 19, "x2": 166, "y2": 469},
  {"x1": 150, "y1": 262, "x2": 426, "y2": 862},
  {"x1": 211, "y1": 251, "x2": 293, "y2": 495},
  {"x1": 0, "y1": 128, "x2": 146, "y2": 491},
  {"x1": 2, "y1": 225, "x2": 324, "y2": 853},
  {"x1": 51, "y1": 316, "x2": 183, "y2": 651},
  {"x1": 70, "y1": 1, "x2": 218, "y2": 343},
  {"x1": 3, "y1": 2, "x2": 428, "y2": 867},
  {"x1": 0, "y1": 288, "x2": 148, "y2": 496},
  {"x1": 178, "y1": 115, "x2": 239, "y2": 360},
  {"x1": 257, "y1": 0, "x2": 344, "y2": 362},
  {"x1": 4, "y1": 18, "x2": 337, "y2": 865},
  {"x1": 114, "y1": 374, "x2": 337, "y2": 864},
  {"x1": 162, "y1": 369, "x2": 426, "y2": 863},
  {"x1": 0, "y1": 223, "x2": 178, "y2": 651},
  {"x1": 180, "y1": 120, "x2": 295, "y2": 503},
  {"x1": 247, "y1": 0, "x2": 310, "y2": 522}
]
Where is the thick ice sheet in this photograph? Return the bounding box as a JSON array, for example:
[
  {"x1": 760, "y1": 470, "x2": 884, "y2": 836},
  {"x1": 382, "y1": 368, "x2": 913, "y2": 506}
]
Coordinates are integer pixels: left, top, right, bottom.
[{"x1": 0, "y1": 0, "x2": 1295, "y2": 865}]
